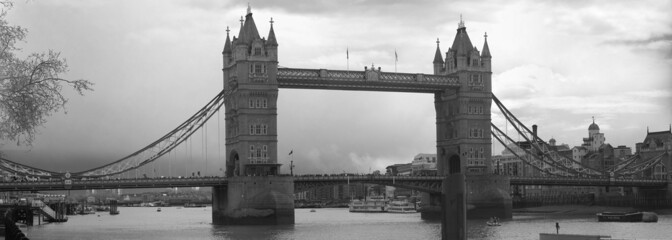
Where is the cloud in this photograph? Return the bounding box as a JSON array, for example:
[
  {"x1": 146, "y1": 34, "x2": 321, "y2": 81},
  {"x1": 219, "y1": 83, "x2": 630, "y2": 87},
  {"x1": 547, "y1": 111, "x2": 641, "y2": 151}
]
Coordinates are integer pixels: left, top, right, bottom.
[{"x1": 604, "y1": 34, "x2": 672, "y2": 46}]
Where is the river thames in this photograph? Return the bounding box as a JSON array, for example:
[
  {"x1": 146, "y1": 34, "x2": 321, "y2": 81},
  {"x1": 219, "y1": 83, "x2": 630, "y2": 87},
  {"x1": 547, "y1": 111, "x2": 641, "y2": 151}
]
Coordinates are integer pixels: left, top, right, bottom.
[{"x1": 25, "y1": 207, "x2": 671, "y2": 240}]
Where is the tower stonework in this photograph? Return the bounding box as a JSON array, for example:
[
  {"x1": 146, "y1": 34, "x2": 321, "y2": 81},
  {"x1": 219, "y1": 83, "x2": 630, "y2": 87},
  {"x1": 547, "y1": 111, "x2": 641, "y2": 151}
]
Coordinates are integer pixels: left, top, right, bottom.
[
  {"x1": 213, "y1": 9, "x2": 294, "y2": 225},
  {"x1": 433, "y1": 18, "x2": 511, "y2": 221}
]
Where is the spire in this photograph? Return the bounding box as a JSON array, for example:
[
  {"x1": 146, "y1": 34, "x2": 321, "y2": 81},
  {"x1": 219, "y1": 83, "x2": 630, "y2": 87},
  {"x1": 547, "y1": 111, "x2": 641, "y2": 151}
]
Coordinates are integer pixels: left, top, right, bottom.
[
  {"x1": 433, "y1": 38, "x2": 444, "y2": 64},
  {"x1": 236, "y1": 8, "x2": 261, "y2": 45},
  {"x1": 267, "y1": 17, "x2": 278, "y2": 46},
  {"x1": 451, "y1": 15, "x2": 473, "y2": 56},
  {"x1": 247, "y1": 3, "x2": 251, "y2": 15},
  {"x1": 223, "y1": 26, "x2": 232, "y2": 54},
  {"x1": 481, "y1": 32, "x2": 491, "y2": 58}
]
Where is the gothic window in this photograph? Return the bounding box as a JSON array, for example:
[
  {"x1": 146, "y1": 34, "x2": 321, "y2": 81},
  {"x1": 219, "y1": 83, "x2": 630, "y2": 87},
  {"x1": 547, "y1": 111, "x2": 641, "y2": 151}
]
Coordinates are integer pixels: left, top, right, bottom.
[
  {"x1": 249, "y1": 99, "x2": 254, "y2": 108},
  {"x1": 254, "y1": 47, "x2": 262, "y2": 56},
  {"x1": 262, "y1": 145, "x2": 268, "y2": 158},
  {"x1": 249, "y1": 125, "x2": 255, "y2": 135},
  {"x1": 250, "y1": 145, "x2": 255, "y2": 157},
  {"x1": 262, "y1": 98, "x2": 268, "y2": 108},
  {"x1": 254, "y1": 64, "x2": 262, "y2": 74},
  {"x1": 470, "y1": 74, "x2": 483, "y2": 86},
  {"x1": 262, "y1": 125, "x2": 268, "y2": 135},
  {"x1": 255, "y1": 124, "x2": 261, "y2": 135},
  {"x1": 255, "y1": 99, "x2": 261, "y2": 108}
]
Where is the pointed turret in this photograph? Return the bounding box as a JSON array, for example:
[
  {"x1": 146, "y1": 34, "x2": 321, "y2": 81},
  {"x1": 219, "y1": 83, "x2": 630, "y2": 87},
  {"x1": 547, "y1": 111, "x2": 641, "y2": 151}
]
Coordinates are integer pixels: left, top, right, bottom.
[
  {"x1": 481, "y1": 32, "x2": 491, "y2": 58},
  {"x1": 236, "y1": 7, "x2": 261, "y2": 46},
  {"x1": 267, "y1": 18, "x2": 278, "y2": 47},
  {"x1": 451, "y1": 15, "x2": 474, "y2": 57},
  {"x1": 433, "y1": 38, "x2": 444, "y2": 74},
  {"x1": 266, "y1": 18, "x2": 278, "y2": 62},
  {"x1": 433, "y1": 38, "x2": 444, "y2": 64},
  {"x1": 223, "y1": 26, "x2": 232, "y2": 54}
]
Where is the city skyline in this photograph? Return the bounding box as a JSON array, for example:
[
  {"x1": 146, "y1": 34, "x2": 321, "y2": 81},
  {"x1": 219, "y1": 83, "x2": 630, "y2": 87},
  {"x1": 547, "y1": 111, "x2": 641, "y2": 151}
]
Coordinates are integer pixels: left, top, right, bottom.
[{"x1": 2, "y1": 1, "x2": 670, "y2": 175}]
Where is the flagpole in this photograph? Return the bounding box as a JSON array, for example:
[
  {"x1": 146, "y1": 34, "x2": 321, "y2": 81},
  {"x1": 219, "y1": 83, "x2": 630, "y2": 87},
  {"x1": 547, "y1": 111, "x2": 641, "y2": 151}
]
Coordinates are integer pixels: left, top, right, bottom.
[
  {"x1": 394, "y1": 49, "x2": 398, "y2": 73},
  {"x1": 346, "y1": 47, "x2": 350, "y2": 71}
]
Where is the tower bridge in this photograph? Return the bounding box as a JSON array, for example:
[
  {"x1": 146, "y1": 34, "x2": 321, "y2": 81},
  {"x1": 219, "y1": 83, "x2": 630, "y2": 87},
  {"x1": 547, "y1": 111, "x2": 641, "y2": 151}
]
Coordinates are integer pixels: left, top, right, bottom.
[
  {"x1": 1, "y1": 6, "x2": 671, "y2": 240},
  {"x1": 0, "y1": 175, "x2": 665, "y2": 192}
]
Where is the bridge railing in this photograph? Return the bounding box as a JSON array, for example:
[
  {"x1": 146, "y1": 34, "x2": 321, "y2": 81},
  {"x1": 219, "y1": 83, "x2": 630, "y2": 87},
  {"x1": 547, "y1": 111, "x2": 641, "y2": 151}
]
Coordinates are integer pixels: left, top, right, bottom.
[
  {"x1": 276, "y1": 68, "x2": 461, "y2": 92},
  {"x1": 293, "y1": 175, "x2": 443, "y2": 181}
]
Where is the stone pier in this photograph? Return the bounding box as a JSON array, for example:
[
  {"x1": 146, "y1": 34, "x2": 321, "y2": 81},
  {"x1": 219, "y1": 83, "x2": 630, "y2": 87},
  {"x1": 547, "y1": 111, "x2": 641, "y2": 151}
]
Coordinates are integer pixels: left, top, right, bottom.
[
  {"x1": 422, "y1": 174, "x2": 511, "y2": 220},
  {"x1": 212, "y1": 176, "x2": 294, "y2": 225}
]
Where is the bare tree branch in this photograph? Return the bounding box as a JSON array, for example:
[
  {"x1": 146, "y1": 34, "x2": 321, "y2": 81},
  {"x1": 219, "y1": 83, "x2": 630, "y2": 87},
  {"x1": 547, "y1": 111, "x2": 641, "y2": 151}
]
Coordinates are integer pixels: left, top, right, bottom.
[{"x1": 0, "y1": 1, "x2": 94, "y2": 146}]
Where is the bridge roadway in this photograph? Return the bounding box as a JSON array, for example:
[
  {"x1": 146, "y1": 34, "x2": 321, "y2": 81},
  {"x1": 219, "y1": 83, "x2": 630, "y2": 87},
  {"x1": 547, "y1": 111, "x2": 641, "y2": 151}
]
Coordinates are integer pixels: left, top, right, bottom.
[{"x1": 0, "y1": 176, "x2": 666, "y2": 192}]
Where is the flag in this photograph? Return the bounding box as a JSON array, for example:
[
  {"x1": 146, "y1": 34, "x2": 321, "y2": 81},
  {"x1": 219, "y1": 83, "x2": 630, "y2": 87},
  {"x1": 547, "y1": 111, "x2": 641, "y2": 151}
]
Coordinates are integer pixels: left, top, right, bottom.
[
  {"x1": 346, "y1": 48, "x2": 349, "y2": 60},
  {"x1": 395, "y1": 49, "x2": 398, "y2": 62},
  {"x1": 289, "y1": 150, "x2": 293, "y2": 155}
]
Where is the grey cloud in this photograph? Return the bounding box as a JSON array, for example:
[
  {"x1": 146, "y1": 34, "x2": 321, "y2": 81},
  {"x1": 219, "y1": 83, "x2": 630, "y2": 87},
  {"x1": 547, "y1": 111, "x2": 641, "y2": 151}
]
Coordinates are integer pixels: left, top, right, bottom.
[{"x1": 604, "y1": 33, "x2": 672, "y2": 46}]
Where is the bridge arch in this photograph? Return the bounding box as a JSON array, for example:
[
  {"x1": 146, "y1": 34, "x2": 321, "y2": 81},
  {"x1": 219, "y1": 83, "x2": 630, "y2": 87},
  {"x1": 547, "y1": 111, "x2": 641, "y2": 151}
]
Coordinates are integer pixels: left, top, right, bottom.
[{"x1": 449, "y1": 154, "x2": 460, "y2": 174}]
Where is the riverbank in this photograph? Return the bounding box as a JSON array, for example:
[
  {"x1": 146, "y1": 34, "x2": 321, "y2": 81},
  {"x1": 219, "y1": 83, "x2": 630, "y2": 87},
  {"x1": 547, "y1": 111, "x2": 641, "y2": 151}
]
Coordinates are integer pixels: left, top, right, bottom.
[{"x1": 514, "y1": 205, "x2": 672, "y2": 215}]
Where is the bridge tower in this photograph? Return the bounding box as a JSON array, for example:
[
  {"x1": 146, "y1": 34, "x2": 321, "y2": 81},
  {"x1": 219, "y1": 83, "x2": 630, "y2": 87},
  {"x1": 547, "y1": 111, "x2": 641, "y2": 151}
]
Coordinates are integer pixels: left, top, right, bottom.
[
  {"x1": 213, "y1": 7, "x2": 294, "y2": 225},
  {"x1": 431, "y1": 17, "x2": 511, "y2": 221}
]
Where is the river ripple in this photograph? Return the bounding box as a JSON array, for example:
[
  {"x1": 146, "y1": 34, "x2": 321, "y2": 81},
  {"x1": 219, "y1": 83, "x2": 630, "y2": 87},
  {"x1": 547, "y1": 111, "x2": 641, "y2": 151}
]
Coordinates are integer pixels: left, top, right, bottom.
[{"x1": 24, "y1": 207, "x2": 671, "y2": 240}]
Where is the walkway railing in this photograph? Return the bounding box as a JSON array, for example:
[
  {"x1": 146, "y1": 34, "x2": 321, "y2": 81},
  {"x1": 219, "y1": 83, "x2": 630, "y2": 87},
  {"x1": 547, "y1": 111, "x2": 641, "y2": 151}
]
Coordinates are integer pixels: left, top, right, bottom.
[{"x1": 277, "y1": 68, "x2": 460, "y2": 93}]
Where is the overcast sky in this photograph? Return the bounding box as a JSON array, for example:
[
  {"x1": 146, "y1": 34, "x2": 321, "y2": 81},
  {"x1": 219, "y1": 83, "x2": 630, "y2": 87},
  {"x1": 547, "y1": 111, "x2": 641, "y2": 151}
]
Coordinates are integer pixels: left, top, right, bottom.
[{"x1": 2, "y1": 0, "x2": 670, "y2": 176}]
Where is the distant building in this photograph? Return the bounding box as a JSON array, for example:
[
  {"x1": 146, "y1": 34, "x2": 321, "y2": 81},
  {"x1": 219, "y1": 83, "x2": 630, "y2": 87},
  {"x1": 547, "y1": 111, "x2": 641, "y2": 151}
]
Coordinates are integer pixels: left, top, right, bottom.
[
  {"x1": 386, "y1": 163, "x2": 412, "y2": 176},
  {"x1": 582, "y1": 118, "x2": 605, "y2": 152},
  {"x1": 411, "y1": 153, "x2": 437, "y2": 176},
  {"x1": 635, "y1": 126, "x2": 672, "y2": 179}
]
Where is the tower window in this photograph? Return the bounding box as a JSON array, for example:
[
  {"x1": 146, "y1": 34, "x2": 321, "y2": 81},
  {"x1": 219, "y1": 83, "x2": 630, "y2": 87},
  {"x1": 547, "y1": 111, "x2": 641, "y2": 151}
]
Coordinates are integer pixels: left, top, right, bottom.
[{"x1": 254, "y1": 47, "x2": 262, "y2": 56}]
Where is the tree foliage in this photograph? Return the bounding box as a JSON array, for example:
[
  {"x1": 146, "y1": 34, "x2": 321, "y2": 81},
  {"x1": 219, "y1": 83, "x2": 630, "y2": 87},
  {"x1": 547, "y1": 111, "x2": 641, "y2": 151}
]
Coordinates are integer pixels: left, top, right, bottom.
[{"x1": 0, "y1": 2, "x2": 93, "y2": 146}]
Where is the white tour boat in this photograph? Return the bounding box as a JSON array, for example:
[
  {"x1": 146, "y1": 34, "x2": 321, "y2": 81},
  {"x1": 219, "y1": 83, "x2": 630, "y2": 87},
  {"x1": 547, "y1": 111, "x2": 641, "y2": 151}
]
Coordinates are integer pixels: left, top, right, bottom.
[
  {"x1": 349, "y1": 196, "x2": 388, "y2": 213},
  {"x1": 387, "y1": 200, "x2": 416, "y2": 213}
]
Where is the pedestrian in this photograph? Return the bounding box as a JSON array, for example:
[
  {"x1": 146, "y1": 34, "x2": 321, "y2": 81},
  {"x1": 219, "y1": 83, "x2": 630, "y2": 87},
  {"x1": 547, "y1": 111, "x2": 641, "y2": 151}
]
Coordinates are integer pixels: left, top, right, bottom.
[{"x1": 555, "y1": 222, "x2": 559, "y2": 234}]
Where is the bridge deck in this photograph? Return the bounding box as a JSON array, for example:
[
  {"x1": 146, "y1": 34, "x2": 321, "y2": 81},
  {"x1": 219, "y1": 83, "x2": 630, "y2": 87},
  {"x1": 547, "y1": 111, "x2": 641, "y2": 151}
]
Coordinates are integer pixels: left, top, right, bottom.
[
  {"x1": 0, "y1": 176, "x2": 665, "y2": 192},
  {"x1": 277, "y1": 68, "x2": 460, "y2": 93}
]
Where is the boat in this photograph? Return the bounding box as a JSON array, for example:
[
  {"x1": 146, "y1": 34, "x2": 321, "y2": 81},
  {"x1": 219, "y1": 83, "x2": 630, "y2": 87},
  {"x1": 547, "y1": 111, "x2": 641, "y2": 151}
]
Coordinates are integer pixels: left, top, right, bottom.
[
  {"x1": 596, "y1": 212, "x2": 657, "y2": 222},
  {"x1": 184, "y1": 203, "x2": 206, "y2": 208},
  {"x1": 157, "y1": 208, "x2": 161, "y2": 212},
  {"x1": 310, "y1": 209, "x2": 316, "y2": 212},
  {"x1": 387, "y1": 200, "x2": 416, "y2": 213},
  {"x1": 349, "y1": 196, "x2": 388, "y2": 213},
  {"x1": 597, "y1": 212, "x2": 642, "y2": 222}
]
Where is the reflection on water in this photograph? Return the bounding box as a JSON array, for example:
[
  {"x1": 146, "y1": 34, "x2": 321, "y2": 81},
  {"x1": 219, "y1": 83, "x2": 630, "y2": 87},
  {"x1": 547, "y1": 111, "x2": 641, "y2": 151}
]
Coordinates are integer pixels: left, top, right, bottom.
[{"x1": 26, "y1": 207, "x2": 670, "y2": 240}]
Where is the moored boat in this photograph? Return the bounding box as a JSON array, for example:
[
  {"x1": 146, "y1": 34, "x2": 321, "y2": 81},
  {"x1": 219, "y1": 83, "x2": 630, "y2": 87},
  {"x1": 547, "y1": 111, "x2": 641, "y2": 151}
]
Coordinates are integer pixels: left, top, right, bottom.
[
  {"x1": 349, "y1": 196, "x2": 388, "y2": 213},
  {"x1": 596, "y1": 211, "x2": 658, "y2": 222},
  {"x1": 184, "y1": 203, "x2": 206, "y2": 208},
  {"x1": 387, "y1": 200, "x2": 416, "y2": 213},
  {"x1": 596, "y1": 212, "x2": 642, "y2": 222}
]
